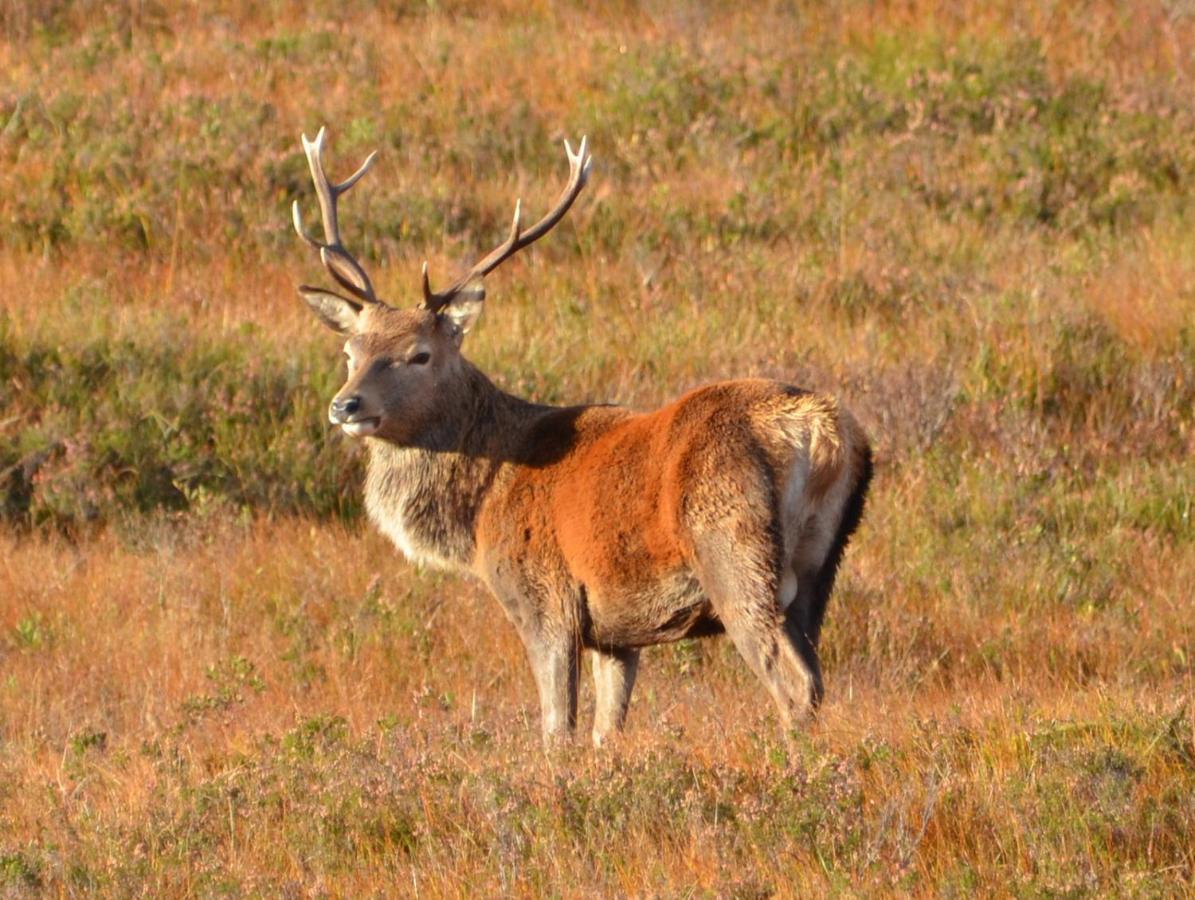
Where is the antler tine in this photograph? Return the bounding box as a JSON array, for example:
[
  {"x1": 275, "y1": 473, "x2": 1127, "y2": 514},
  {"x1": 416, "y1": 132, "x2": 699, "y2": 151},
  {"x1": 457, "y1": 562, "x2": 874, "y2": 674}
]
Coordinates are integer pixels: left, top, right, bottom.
[
  {"x1": 293, "y1": 126, "x2": 381, "y2": 304},
  {"x1": 424, "y1": 136, "x2": 592, "y2": 311},
  {"x1": 421, "y1": 261, "x2": 434, "y2": 306}
]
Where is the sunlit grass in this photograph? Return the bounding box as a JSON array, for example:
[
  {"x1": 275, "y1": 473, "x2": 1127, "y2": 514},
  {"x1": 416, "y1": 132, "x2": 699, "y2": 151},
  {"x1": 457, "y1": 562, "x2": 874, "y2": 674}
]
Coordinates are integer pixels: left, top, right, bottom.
[{"x1": 1, "y1": 0, "x2": 1192, "y2": 894}]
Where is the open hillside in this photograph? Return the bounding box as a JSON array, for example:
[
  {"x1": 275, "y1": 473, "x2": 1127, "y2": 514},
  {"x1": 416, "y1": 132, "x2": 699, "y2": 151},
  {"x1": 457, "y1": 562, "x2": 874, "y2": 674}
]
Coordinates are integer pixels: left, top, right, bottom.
[{"x1": 1, "y1": 2, "x2": 1192, "y2": 895}]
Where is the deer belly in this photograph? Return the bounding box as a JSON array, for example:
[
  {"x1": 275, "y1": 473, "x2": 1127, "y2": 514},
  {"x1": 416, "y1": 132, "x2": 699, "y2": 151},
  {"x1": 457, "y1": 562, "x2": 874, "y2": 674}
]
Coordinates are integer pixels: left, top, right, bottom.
[{"x1": 584, "y1": 570, "x2": 722, "y2": 647}]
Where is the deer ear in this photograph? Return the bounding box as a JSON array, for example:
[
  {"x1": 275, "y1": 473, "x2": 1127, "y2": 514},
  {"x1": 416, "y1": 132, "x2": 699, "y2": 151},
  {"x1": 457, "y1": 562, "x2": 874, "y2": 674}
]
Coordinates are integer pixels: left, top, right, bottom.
[
  {"x1": 299, "y1": 286, "x2": 361, "y2": 334},
  {"x1": 437, "y1": 280, "x2": 486, "y2": 340}
]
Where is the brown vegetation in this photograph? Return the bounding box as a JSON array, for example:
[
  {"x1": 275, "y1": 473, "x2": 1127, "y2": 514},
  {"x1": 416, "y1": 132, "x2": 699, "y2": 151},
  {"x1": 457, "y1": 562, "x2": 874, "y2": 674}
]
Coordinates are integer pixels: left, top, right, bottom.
[{"x1": 0, "y1": 1, "x2": 1192, "y2": 894}]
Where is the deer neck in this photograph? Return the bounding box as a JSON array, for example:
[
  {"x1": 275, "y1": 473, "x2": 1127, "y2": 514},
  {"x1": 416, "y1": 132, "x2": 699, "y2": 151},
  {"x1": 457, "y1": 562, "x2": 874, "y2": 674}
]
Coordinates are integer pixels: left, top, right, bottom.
[{"x1": 362, "y1": 359, "x2": 533, "y2": 571}]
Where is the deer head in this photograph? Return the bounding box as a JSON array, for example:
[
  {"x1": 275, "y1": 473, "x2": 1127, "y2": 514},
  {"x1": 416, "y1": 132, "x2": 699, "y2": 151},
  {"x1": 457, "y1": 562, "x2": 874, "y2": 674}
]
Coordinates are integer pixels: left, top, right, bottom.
[{"x1": 292, "y1": 127, "x2": 592, "y2": 442}]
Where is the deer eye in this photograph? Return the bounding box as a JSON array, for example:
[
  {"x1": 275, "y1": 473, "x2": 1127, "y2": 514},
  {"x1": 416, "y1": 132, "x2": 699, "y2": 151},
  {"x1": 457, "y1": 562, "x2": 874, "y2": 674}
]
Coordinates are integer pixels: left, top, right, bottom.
[{"x1": 408, "y1": 351, "x2": 431, "y2": 366}]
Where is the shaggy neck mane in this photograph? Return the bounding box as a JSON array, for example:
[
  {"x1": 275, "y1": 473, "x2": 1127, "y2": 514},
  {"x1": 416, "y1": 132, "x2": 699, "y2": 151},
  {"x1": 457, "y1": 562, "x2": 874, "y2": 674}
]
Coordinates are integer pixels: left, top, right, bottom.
[{"x1": 362, "y1": 358, "x2": 545, "y2": 570}]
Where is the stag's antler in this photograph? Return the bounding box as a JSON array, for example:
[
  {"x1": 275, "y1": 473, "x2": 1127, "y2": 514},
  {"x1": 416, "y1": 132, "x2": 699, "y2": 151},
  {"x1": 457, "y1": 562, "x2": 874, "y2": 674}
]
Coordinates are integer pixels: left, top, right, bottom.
[
  {"x1": 422, "y1": 137, "x2": 593, "y2": 312},
  {"x1": 292, "y1": 127, "x2": 380, "y2": 304}
]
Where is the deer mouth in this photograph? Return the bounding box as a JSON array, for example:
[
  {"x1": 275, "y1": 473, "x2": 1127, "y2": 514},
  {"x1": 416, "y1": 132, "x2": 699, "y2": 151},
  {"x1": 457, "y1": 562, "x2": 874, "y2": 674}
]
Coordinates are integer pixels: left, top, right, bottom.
[{"x1": 340, "y1": 417, "x2": 381, "y2": 438}]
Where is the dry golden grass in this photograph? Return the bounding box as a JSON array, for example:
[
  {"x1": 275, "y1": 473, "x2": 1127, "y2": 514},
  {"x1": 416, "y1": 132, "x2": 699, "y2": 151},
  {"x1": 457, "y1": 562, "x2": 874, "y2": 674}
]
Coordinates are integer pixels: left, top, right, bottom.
[
  {"x1": 1, "y1": 513, "x2": 1191, "y2": 894},
  {"x1": 1, "y1": 0, "x2": 1193, "y2": 895}
]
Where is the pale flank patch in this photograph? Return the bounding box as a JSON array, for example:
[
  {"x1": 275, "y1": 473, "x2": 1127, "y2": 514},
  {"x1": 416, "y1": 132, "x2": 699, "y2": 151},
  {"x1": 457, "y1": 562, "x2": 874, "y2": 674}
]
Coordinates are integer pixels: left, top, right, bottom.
[{"x1": 778, "y1": 569, "x2": 799, "y2": 611}]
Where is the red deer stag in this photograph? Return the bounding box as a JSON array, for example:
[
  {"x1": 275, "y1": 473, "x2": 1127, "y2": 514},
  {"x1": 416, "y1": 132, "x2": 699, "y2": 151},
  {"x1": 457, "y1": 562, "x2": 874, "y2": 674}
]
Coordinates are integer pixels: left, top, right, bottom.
[{"x1": 292, "y1": 127, "x2": 872, "y2": 746}]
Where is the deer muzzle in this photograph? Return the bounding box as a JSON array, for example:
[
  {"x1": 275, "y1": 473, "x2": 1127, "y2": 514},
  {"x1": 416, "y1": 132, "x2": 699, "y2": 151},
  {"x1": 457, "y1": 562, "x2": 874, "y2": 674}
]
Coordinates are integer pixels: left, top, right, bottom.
[{"x1": 329, "y1": 394, "x2": 380, "y2": 437}]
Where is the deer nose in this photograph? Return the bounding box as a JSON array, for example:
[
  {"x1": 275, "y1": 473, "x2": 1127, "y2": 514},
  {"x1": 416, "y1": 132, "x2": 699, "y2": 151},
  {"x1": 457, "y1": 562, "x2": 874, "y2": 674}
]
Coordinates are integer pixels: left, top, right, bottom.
[{"x1": 329, "y1": 395, "x2": 362, "y2": 423}]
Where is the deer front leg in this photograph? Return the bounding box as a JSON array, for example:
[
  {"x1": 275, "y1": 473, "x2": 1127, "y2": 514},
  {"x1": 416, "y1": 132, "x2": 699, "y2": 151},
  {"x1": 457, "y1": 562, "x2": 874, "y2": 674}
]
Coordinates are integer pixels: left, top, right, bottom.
[
  {"x1": 590, "y1": 647, "x2": 640, "y2": 747},
  {"x1": 524, "y1": 634, "x2": 579, "y2": 745},
  {"x1": 484, "y1": 575, "x2": 580, "y2": 745}
]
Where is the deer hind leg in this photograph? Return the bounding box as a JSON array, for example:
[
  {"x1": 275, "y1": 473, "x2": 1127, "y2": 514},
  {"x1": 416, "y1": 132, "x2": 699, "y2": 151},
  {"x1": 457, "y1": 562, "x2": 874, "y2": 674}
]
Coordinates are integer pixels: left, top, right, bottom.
[
  {"x1": 781, "y1": 501, "x2": 862, "y2": 708},
  {"x1": 783, "y1": 448, "x2": 873, "y2": 703},
  {"x1": 691, "y1": 528, "x2": 819, "y2": 731},
  {"x1": 590, "y1": 647, "x2": 640, "y2": 747},
  {"x1": 786, "y1": 500, "x2": 847, "y2": 647},
  {"x1": 782, "y1": 546, "x2": 836, "y2": 710},
  {"x1": 783, "y1": 571, "x2": 826, "y2": 709}
]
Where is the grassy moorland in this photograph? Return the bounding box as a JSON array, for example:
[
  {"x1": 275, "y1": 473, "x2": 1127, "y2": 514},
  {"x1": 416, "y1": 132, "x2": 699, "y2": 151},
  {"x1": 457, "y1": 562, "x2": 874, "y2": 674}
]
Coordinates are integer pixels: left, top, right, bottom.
[{"x1": 1, "y1": 1, "x2": 1192, "y2": 895}]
